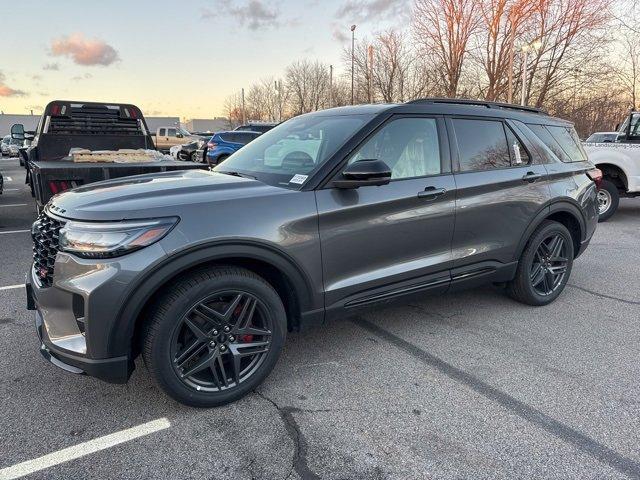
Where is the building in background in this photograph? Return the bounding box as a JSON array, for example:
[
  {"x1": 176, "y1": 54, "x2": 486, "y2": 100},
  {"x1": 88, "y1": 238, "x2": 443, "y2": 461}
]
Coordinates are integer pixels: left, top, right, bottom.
[
  {"x1": 0, "y1": 114, "x2": 40, "y2": 135},
  {"x1": 185, "y1": 118, "x2": 229, "y2": 133},
  {"x1": 145, "y1": 117, "x2": 180, "y2": 132}
]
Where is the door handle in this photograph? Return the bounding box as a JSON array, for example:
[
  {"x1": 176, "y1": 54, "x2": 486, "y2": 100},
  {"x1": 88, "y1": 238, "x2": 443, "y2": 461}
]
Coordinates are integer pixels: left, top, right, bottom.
[
  {"x1": 522, "y1": 171, "x2": 542, "y2": 183},
  {"x1": 418, "y1": 186, "x2": 447, "y2": 199}
]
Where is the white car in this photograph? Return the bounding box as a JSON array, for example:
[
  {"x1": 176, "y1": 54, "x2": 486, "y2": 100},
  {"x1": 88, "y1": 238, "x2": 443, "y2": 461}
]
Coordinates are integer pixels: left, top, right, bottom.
[
  {"x1": 169, "y1": 144, "x2": 181, "y2": 159},
  {"x1": 583, "y1": 112, "x2": 640, "y2": 221}
]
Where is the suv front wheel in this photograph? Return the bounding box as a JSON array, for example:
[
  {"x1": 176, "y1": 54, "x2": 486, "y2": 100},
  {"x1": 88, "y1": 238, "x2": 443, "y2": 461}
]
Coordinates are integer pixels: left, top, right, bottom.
[
  {"x1": 143, "y1": 266, "x2": 286, "y2": 407},
  {"x1": 507, "y1": 220, "x2": 574, "y2": 306}
]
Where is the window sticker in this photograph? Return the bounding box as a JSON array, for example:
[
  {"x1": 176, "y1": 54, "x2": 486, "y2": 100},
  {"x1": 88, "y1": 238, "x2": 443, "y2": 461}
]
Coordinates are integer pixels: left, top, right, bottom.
[
  {"x1": 512, "y1": 141, "x2": 523, "y2": 165},
  {"x1": 289, "y1": 174, "x2": 308, "y2": 184}
]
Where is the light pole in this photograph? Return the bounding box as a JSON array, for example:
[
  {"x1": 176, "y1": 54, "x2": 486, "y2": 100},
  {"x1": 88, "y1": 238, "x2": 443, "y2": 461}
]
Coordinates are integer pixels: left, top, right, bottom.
[
  {"x1": 520, "y1": 40, "x2": 542, "y2": 106},
  {"x1": 350, "y1": 24, "x2": 356, "y2": 105}
]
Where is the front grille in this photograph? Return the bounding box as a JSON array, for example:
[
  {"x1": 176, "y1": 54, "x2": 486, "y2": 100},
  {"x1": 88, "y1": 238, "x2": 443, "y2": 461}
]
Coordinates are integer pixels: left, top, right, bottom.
[{"x1": 32, "y1": 212, "x2": 65, "y2": 288}]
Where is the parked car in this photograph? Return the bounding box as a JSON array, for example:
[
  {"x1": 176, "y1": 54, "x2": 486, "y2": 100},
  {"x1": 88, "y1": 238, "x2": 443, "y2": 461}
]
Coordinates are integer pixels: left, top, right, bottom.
[
  {"x1": 150, "y1": 126, "x2": 201, "y2": 153},
  {"x1": 233, "y1": 122, "x2": 278, "y2": 134},
  {"x1": 583, "y1": 111, "x2": 640, "y2": 221},
  {"x1": 584, "y1": 132, "x2": 618, "y2": 143},
  {"x1": 171, "y1": 140, "x2": 202, "y2": 162},
  {"x1": 26, "y1": 99, "x2": 598, "y2": 407},
  {"x1": 8, "y1": 140, "x2": 21, "y2": 157},
  {"x1": 206, "y1": 130, "x2": 260, "y2": 165},
  {"x1": 1, "y1": 135, "x2": 11, "y2": 156}
]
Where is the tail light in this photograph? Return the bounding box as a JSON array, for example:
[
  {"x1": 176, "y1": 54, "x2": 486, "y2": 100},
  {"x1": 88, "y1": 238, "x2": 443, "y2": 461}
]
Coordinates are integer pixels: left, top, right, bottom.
[
  {"x1": 48, "y1": 180, "x2": 81, "y2": 195},
  {"x1": 587, "y1": 168, "x2": 603, "y2": 189},
  {"x1": 207, "y1": 142, "x2": 217, "y2": 149}
]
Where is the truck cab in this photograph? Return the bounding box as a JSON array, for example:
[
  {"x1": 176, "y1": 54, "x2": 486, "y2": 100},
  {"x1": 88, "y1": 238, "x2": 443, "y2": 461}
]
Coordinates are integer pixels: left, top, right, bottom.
[{"x1": 153, "y1": 126, "x2": 198, "y2": 152}]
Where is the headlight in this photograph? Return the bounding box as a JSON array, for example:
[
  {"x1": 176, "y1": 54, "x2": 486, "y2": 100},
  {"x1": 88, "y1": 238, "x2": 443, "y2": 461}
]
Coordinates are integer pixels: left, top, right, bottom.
[{"x1": 59, "y1": 217, "x2": 178, "y2": 258}]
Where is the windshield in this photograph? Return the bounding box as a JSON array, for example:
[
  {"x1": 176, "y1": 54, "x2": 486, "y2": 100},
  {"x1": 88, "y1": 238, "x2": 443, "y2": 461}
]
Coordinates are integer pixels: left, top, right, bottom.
[{"x1": 213, "y1": 113, "x2": 373, "y2": 188}]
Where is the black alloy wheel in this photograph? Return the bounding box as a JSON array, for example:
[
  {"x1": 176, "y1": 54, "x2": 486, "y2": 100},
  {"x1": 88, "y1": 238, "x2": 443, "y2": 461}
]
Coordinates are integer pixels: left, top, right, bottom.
[
  {"x1": 171, "y1": 291, "x2": 272, "y2": 392},
  {"x1": 143, "y1": 267, "x2": 286, "y2": 407},
  {"x1": 506, "y1": 220, "x2": 574, "y2": 306},
  {"x1": 529, "y1": 233, "x2": 569, "y2": 296}
]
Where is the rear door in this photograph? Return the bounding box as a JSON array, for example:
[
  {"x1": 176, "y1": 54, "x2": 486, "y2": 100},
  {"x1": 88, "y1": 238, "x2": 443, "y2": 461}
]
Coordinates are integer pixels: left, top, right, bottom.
[
  {"x1": 316, "y1": 115, "x2": 456, "y2": 310},
  {"x1": 448, "y1": 116, "x2": 551, "y2": 278}
]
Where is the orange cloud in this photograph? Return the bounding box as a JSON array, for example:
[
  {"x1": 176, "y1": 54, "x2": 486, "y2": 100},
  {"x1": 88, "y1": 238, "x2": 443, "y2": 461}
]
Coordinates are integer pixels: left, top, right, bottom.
[
  {"x1": 0, "y1": 73, "x2": 25, "y2": 97},
  {"x1": 50, "y1": 33, "x2": 120, "y2": 66}
]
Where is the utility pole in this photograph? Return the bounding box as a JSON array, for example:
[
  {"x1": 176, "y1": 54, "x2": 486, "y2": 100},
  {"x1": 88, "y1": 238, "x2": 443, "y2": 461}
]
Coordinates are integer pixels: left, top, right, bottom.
[
  {"x1": 241, "y1": 88, "x2": 246, "y2": 125},
  {"x1": 329, "y1": 64, "x2": 333, "y2": 108},
  {"x1": 368, "y1": 45, "x2": 374, "y2": 103},
  {"x1": 507, "y1": 10, "x2": 516, "y2": 103},
  {"x1": 520, "y1": 48, "x2": 528, "y2": 107},
  {"x1": 350, "y1": 24, "x2": 356, "y2": 105}
]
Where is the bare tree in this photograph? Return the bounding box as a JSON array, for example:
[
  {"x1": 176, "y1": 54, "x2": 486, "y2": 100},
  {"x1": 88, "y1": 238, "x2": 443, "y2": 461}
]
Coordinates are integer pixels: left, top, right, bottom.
[
  {"x1": 285, "y1": 60, "x2": 331, "y2": 115},
  {"x1": 413, "y1": 0, "x2": 480, "y2": 97}
]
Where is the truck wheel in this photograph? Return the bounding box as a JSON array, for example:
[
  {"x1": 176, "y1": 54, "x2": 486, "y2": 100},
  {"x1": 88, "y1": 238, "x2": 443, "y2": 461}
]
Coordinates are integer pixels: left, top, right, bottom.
[
  {"x1": 506, "y1": 220, "x2": 574, "y2": 306},
  {"x1": 143, "y1": 266, "x2": 286, "y2": 407},
  {"x1": 597, "y1": 179, "x2": 619, "y2": 222}
]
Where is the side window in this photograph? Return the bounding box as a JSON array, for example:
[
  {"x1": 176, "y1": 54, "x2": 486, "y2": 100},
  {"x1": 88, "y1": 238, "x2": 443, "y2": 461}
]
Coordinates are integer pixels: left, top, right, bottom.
[
  {"x1": 629, "y1": 113, "x2": 640, "y2": 138},
  {"x1": 546, "y1": 126, "x2": 587, "y2": 162},
  {"x1": 505, "y1": 126, "x2": 531, "y2": 165},
  {"x1": 452, "y1": 119, "x2": 511, "y2": 171},
  {"x1": 167, "y1": 128, "x2": 177, "y2": 137},
  {"x1": 159, "y1": 128, "x2": 166, "y2": 136},
  {"x1": 348, "y1": 117, "x2": 441, "y2": 180}
]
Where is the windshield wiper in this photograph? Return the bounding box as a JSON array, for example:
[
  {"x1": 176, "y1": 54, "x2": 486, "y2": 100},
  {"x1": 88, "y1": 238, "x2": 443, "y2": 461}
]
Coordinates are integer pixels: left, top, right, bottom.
[{"x1": 216, "y1": 170, "x2": 257, "y2": 180}]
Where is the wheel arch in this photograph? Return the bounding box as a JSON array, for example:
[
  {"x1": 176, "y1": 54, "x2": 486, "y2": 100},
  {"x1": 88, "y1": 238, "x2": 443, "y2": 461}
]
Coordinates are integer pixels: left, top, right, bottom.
[
  {"x1": 111, "y1": 241, "x2": 319, "y2": 359},
  {"x1": 515, "y1": 201, "x2": 585, "y2": 261},
  {"x1": 596, "y1": 163, "x2": 628, "y2": 191}
]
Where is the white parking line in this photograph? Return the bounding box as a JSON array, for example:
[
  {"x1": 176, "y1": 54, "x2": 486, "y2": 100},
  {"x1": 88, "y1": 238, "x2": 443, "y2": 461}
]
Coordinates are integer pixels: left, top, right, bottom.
[
  {"x1": 0, "y1": 418, "x2": 171, "y2": 480},
  {"x1": 0, "y1": 229, "x2": 30, "y2": 235},
  {"x1": 0, "y1": 285, "x2": 24, "y2": 291},
  {"x1": 0, "y1": 204, "x2": 27, "y2": 208}
]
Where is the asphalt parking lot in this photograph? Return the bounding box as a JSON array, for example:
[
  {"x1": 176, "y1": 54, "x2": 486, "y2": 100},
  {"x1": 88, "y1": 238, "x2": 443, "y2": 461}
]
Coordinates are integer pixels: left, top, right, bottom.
[{"x1": 0, "y1": 155, "x2": 639, "y2": 480}]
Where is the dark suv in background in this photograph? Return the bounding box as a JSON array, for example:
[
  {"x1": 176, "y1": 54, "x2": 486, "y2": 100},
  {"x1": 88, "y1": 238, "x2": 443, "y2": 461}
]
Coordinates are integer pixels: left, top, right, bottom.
[{"x1": 26, "y1": 99, "x2": 599, "y2": 407}]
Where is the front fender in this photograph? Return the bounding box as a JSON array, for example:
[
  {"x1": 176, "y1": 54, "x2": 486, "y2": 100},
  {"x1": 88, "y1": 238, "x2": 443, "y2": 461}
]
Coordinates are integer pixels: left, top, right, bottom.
[{"x1": 109, "y1": 240, "x2": 321, "y2": 356}]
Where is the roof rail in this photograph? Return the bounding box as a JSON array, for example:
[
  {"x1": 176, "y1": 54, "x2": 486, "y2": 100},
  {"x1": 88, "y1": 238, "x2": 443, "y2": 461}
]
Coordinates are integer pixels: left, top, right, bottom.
[{"x1": 405, "y1": 97, "x2": 547, "y2": 115}]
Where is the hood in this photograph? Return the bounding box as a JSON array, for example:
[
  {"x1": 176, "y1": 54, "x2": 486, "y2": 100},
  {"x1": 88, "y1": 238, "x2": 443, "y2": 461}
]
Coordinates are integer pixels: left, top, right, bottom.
[{"x1": 48, "y1": 169, "x2": 287, "y2": 221}]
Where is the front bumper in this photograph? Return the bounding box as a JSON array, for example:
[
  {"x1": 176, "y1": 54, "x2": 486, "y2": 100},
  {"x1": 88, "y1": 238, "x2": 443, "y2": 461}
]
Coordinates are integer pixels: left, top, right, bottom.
[
  {"x1": 26, "y1": 242, "x2": 167, "y2": 384},
  {"x1": 34, "y1": 307, "x2": 131, "y2": 383}
]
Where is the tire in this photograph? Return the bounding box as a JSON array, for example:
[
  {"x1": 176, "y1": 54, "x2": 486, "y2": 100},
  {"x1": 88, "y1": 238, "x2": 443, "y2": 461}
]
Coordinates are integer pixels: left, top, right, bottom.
[
  {"x1": 143, "y1": 266, "x2": 286, "y2": 407},
  {"x1": 506, "y1": 220, "x2": 574, "y2": 306},
  {"x1": 596, "y1": 179, "x2": 619, "y2": 222}
]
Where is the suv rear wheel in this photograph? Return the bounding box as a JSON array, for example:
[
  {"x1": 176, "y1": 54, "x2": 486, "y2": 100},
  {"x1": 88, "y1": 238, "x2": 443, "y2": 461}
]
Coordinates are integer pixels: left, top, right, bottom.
[
  {"x1": 143, "y1": 266, "x2": 286, "y2": 407},
  {"x1": 506, "y1": 221, "x2": 574, "y2": 306}
]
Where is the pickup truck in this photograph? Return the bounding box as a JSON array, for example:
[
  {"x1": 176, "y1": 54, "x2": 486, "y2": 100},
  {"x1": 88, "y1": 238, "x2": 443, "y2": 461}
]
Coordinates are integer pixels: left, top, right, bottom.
[
  {"x1": 150, "y1": 126, "x2": 202, "y2": 153},
  {"x1": 583, "y1": 110, "x2": 640, "y2": 221},
  {"x1": 13, "y1": 100, "x2": 206, "y2": 210}
]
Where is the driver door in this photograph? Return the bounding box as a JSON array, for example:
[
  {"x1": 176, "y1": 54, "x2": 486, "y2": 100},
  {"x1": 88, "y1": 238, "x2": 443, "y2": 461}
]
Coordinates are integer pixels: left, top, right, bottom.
[{"x1": 315, "y1": 116, "x2": 456, "y2": 311}]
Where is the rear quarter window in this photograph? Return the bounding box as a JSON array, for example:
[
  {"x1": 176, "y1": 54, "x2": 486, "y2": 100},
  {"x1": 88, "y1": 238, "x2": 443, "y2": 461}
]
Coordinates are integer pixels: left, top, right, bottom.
[{"x1": 527, "y1": 124, "x2": 587, "y2": 163}]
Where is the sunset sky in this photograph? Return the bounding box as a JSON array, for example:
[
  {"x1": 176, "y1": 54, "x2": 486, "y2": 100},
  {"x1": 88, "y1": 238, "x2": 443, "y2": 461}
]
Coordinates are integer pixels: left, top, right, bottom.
[{"x1": 1, "y1": 0, "x2": 408, "y2": 119}]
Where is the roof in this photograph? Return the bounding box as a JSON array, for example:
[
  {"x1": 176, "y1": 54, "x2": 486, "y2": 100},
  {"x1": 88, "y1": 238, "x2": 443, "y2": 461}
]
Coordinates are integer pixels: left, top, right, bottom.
[{"x1": 309, "y1": 98, "x2": 570, "y2": 125}]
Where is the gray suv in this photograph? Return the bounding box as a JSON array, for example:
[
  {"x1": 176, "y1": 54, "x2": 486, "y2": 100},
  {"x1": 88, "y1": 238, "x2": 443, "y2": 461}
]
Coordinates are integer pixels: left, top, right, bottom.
[{"x1": 26, "y1": 99, "x2": 599, "y2": 407}]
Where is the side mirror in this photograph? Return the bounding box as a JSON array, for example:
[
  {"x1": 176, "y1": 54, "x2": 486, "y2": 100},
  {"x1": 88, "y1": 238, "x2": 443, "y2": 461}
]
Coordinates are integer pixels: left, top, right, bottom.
[
  {"x1": 11, "y1": 124, "x2": 25, "y2": 141},
  {"x1": 176, "y1": 132, "x2": 183, "y2": 138},
  {"x1": 333, "y1": 159, "x2": 392, "y2": 189}
]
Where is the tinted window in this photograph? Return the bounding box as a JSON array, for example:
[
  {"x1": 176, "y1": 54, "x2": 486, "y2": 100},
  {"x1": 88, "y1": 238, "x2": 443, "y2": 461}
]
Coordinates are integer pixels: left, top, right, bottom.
[
  {"x1": 546, "y1": 126, "x2": 587, "y2": 162},
  {"x1": 158, "y1": 128, "x2": 166, "y2": 136},
  {"x1": 219, "y1": 133, "x2": 237, "y2": 143},
  {"x1": 628, "y1": 113, "x2": 640, "y2": 138},
  {"x1": 236, "y1": 132, "x2": 260, "y2": 144},
  {"x1": 167, "y1": 128, "x2": 177, "y2": 137},
  {"x1": 527, "y1": 124, "x2": 569, "y2": 162},
  {"x1": 453, "y1": 119, "x2": 510, "y2": 171},
  {"x1": 348, "y1": 117, "x2": 441, "y2": 179}
]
